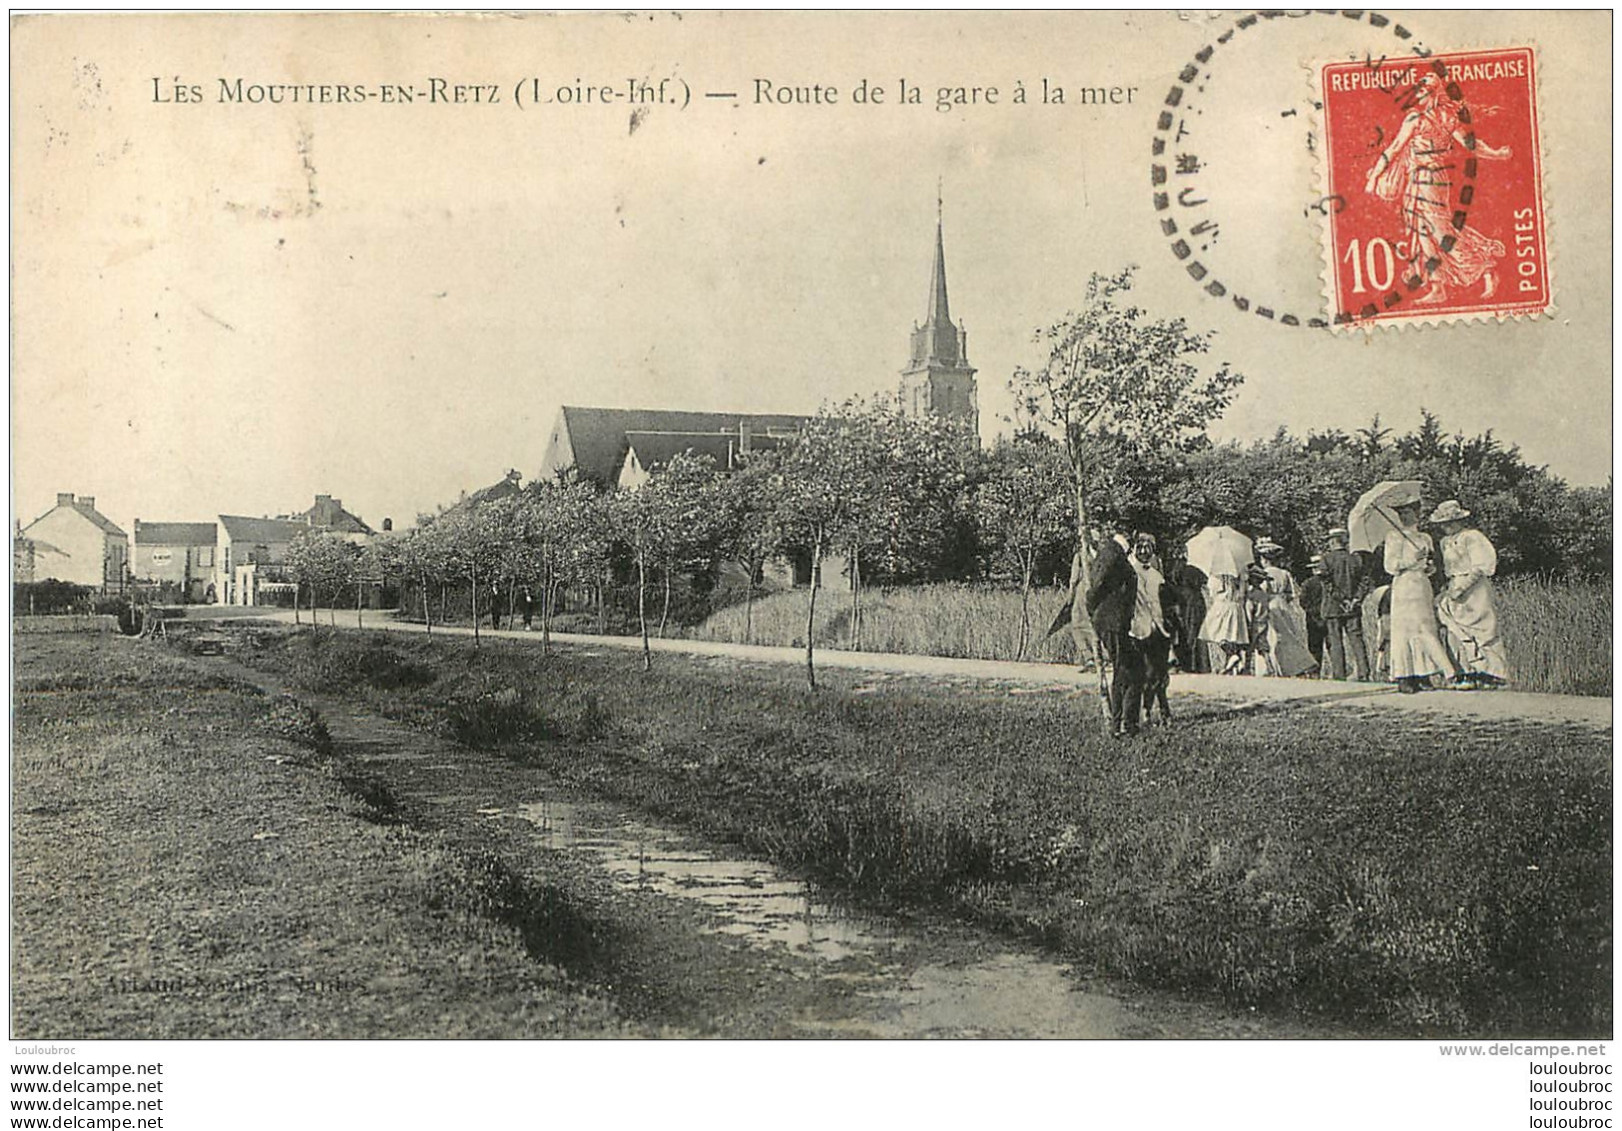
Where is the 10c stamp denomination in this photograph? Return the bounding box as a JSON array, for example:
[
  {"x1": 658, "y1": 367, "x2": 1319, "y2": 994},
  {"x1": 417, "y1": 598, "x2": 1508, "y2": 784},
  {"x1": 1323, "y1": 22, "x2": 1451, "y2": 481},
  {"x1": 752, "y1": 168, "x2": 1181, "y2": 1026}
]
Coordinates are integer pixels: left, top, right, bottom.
[{"x1": 1319, "y1": 46, "x2": 1551, "y2": 329}]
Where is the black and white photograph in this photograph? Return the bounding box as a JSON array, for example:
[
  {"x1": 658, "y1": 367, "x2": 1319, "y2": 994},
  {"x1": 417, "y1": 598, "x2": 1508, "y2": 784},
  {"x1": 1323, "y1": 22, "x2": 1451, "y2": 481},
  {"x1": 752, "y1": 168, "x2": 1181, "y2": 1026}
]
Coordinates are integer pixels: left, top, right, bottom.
[{"x1": 7, "y1": 9, "x2": 1613, "y2": 1127}]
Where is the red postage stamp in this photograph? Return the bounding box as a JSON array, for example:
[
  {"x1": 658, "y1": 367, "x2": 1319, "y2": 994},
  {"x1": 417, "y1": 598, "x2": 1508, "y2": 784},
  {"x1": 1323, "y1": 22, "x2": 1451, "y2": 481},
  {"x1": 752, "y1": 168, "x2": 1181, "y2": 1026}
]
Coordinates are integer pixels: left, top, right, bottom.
[{"x1": 1319, "y1": 47, "x2": 1550, "y2": 328}]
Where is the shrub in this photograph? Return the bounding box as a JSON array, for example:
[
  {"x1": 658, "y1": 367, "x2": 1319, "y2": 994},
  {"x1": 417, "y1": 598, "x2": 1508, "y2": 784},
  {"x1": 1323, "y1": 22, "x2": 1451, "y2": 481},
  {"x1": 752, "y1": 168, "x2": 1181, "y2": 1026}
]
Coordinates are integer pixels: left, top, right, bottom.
[{"x1": 15, "y1": 580, "x2": 93, "y2": 616}]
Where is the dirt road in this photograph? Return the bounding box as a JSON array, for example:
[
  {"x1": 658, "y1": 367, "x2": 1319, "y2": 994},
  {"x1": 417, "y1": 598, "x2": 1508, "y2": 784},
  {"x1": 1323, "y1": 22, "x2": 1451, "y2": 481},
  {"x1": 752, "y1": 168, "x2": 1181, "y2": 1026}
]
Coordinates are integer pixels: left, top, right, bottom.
[{"x1": 226, "y1": 609, "x2": 1612, "y2": 731}]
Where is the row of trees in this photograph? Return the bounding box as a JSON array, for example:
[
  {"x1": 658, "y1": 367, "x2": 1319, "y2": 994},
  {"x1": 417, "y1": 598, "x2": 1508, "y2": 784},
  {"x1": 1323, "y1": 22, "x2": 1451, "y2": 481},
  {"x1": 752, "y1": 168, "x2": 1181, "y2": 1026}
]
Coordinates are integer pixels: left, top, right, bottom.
[{"x1": 283, "y1": 268, "x2": 1608, "y2": 686}]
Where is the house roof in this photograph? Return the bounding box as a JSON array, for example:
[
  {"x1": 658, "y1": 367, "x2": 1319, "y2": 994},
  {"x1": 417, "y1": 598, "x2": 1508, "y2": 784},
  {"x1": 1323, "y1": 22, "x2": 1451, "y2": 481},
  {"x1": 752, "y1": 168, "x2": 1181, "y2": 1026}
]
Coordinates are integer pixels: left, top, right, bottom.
[
  {"x1": 218, "y1": 515, "x2": 309, "y2": 544},
  {"x1": 134, "y1": 521, "x2": 217, "y2": 546},
  {"x1": 442, "y1": 470, "x2": 524, "y2": 515},
  {"x1": 23, "y1": 499, "x2": 126, "y2": 539},
  {"x1": 15, "y1": 534, "x2": 68, "y2": 558},
  {"x1": 552, "y1": 406, "x2": 808, "y2": 485},
  {"x1": 292, "y1": 496, "x2": 373, "y2": 534}
]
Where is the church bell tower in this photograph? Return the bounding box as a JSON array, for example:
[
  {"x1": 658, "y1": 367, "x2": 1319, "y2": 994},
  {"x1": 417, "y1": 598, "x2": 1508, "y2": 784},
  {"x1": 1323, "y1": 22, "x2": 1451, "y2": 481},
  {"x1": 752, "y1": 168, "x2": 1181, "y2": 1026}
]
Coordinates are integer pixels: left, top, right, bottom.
[{"x1": 899, "y1": 193, "x2": 979, "y2": 434}]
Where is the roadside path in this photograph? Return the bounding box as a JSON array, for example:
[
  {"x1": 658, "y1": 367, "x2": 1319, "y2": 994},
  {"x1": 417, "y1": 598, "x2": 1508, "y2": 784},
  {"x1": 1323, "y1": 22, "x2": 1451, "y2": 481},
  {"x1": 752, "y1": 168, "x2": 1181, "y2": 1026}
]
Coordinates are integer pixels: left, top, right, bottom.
[{"x1": 209, "y1": 608, "x2": 1612, "y2": 730}]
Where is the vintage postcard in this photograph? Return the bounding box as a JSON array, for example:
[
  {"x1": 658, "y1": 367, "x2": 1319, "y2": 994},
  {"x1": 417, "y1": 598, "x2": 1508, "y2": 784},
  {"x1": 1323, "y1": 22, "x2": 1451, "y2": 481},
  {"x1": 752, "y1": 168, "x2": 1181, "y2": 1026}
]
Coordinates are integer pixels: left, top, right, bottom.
[{"x1": 8, "y1": 10, "x2": 1612, "y2": 1127}]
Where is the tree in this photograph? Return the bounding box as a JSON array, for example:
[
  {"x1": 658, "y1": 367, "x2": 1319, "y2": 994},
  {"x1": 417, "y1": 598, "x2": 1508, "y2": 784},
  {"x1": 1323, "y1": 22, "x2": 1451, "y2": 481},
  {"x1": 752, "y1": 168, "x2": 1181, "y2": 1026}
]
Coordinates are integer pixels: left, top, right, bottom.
[
  {"x1": 286, "y1": 531, "x2": 358, "y2": 630},
  {"x1": 644, "y1": 451, "x2": 725, "y2": 638},
  {"x1": 434, "y1": 504, "x2": 502, "y2": 645},
  {"x1": 712, "y1": 449, "x2": 787, "y2": 646},
  {"x1": 608, "y1": 484, "x2": 663, "y2": 671},
  {"x1": 972, "y1": 435, "x2": 1075, "y2": 659},
  {"x1": 397, "y1": 520, "x2": 452, "y2": 633},
  {"x1": 1010, "y1": 266, "x2": 1243, "y2": 665},
  {"x1": 771, "y1": 409, "x2": 876, "y2": 690},
  {"x1": 528, "y1": 475, "x2": 605, "y2": 653},
  {"x1": 355, "y1": 538, "x2": 399, "y2": 628},
  {"x1": 1356, "y1": 413, "x2": 1393, "y2": 458}
]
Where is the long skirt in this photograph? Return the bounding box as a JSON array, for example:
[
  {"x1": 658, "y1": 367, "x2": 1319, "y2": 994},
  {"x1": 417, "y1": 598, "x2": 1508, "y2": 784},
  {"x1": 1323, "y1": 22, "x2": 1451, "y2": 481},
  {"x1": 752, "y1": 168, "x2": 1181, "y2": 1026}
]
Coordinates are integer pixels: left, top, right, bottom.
[
  {"x1": 1437, "y1": 577, "x2": 1510, "y2": 681},
  {"x1": 1266, "y1": 602, "x2": 1317, "y2": 677},
  {"x1": 1388, "y1": 569, "x2": 1456, "y2": 680},
  {"x1": 1199, "y1": 594, "x2": 1247, "y2": 646}
]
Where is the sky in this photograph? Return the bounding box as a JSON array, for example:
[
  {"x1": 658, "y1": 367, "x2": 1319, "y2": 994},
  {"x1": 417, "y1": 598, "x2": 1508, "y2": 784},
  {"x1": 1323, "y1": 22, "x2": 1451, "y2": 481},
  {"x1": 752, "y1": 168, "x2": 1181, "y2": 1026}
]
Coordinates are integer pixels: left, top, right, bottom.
[{"x1": 12, "y1": 11, "x2": 1612, "y2": 539}]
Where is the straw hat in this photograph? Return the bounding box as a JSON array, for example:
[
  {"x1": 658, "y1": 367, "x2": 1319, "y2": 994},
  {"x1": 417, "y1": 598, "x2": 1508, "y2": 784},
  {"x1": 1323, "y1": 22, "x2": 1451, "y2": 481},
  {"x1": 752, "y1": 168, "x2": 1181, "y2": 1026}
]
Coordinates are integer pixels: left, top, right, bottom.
[{"x1": 1427, "y1": 499, "x2": 1472, "y2": 524}]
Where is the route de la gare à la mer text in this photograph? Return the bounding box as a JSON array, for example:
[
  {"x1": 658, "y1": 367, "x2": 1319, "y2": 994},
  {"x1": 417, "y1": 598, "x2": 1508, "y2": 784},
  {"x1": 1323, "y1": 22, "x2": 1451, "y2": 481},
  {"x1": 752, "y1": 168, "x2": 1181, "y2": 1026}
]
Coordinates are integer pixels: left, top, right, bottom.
[{"x1": 152, "y1": 75, "x2": 1140, "y2": 113}]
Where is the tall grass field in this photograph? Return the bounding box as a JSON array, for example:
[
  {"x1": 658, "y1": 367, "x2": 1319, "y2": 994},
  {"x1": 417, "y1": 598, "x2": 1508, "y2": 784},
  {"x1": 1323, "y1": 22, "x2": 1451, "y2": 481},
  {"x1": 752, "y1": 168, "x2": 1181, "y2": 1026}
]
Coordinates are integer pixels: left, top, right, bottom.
[{"x1": 691, "y1": 577, "x2": 1611, "y2": 696}]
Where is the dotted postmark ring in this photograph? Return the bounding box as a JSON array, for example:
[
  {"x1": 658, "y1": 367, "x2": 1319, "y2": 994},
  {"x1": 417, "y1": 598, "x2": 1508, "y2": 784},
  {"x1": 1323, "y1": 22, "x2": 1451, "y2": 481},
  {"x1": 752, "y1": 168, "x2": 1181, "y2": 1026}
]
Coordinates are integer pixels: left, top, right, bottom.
[{"x1": 1152, "y1": 10, "x2": 1480, "y2": 329}]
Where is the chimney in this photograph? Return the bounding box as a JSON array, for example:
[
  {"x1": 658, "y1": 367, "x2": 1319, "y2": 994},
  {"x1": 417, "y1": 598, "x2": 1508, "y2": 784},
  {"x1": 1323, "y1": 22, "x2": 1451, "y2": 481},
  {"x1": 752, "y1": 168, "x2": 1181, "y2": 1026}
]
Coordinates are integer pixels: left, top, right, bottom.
[
  {"x1": 79, "y1": 496, "x2": 96, "y2": 511},
  {"x1": 738, "y1": 419, "x2": 753, "y2": 454},
  {"x1": 382, "y1": 517, "x2": 393, "y2": 532},
  {"x1": 56, "y1": 492, "x2": 75, "y2": 507}
]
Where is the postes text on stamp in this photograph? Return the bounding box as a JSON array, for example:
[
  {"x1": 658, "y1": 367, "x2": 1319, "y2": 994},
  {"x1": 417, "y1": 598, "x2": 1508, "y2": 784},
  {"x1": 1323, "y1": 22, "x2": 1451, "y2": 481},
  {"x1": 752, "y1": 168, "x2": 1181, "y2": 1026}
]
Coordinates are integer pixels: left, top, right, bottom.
[{"x1": 1319, "y1": 47, "x2": 1550, "y2": 328}]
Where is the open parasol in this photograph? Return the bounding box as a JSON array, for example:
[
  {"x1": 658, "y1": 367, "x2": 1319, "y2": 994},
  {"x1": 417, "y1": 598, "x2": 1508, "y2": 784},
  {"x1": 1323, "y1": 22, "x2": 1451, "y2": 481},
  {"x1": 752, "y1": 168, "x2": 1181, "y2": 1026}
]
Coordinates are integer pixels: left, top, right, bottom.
[
  {"x1": 1185, "y1": 525, "x2": 1254, "y2": 581},
  {"x1": 1347, "y1": 480, "x2": 1425, "y2": 553}
]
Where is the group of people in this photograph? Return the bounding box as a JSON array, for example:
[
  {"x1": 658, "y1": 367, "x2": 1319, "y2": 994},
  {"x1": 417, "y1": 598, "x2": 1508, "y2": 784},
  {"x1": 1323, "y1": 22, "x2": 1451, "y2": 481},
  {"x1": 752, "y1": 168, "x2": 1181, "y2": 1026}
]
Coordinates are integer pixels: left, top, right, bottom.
[{"x1": 1077, "y1": 498, "x2": 1510, "y2": 738}]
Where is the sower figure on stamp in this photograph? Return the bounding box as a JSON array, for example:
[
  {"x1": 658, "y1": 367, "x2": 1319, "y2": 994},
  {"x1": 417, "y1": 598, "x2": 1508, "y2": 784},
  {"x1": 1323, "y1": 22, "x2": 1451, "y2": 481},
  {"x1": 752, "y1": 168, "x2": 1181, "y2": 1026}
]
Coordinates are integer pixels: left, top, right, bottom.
[
  {"x1": 1365, "y1": 70, "x2": 1513, "y2": 306},
  {"x1": 1085, "y1": 523, "x2": 1143, "y2": 739}
]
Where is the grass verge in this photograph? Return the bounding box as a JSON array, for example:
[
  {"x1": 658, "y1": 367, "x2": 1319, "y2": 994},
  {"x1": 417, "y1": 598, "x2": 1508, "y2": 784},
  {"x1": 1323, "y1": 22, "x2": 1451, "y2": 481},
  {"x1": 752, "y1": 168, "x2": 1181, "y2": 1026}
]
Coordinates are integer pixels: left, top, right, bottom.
[
  {"x1": 11, "y1": 634, "x2": 634, "y2": 1038},
  {"x1": 236, "y1": 627, "x2": 1612, "y2": 1037}
]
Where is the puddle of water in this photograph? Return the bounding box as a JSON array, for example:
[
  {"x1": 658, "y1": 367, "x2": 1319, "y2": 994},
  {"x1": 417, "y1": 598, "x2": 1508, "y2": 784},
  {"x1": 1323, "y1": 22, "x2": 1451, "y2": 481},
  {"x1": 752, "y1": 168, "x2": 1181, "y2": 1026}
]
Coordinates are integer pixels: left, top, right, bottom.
[
  {"x1": 512, "y1": 798, "x2": 1134, "y2": 1037},
  {"x1": 516, "y1": 800, "x2": 869, "y2": 963}
]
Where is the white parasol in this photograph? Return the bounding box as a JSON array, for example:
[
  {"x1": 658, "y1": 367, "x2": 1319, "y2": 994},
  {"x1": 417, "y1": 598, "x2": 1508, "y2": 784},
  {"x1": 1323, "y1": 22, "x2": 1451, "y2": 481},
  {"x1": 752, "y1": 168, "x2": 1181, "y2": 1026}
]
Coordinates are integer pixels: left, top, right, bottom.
[
  {"x1": 1185, "y1": 525, "x2": 1254, "y2": 581},
  {"x1": 1347, "y1": 480, "x2": 1425, "y2": 553}
]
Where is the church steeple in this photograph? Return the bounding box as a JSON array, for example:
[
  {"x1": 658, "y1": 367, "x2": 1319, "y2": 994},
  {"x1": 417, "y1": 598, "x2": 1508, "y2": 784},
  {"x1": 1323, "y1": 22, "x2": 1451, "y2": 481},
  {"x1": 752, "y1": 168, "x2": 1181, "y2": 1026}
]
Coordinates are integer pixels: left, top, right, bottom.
[
  {"x1": 927, "y1": 190, "x2": 951, "y2": 328},
  {"x1": 900, "y1": 191, "x2": 978, "y2": 434}
]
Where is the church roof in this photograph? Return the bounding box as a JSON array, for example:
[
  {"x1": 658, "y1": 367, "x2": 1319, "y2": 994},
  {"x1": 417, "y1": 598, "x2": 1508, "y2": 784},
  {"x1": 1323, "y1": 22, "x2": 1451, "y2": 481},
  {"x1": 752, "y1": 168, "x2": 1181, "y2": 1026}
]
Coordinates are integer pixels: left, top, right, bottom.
[
  {"x1": 622, "y1": 430, "x2": 791, "y2": 476},
  {"x1": 905, "y1": 212, "x2": 972, "y2": 374},
  {"x1": 550, "y1": 406, "x2": 809, "y2": 485},
  {"x1": 928, "y1": 218, "x2": 952, "y2": 327}
]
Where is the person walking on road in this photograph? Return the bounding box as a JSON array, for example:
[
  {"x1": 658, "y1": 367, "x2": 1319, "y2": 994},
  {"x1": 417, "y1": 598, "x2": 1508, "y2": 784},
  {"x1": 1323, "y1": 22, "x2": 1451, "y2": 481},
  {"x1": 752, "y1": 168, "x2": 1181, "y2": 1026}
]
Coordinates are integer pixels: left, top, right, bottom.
[
  {"x1": 1430, "y1": 500, "x2": 1510, "y2": 688},
  {"x1": 1302, "y1": 555, "x2": 1329, "y2": 676},
  {"x1": 1128, "y1": 533, "x2": 1175, "y2": 726},
  {"x1": 1086, "y1": 524, "x2": 1143, "y2": 738},
  {"x1": 1383, "y1": 502, "x2": 1457, "y2": 693},
  {"x1": 1256, "y1": 539, "x2": 1317, "y2": 677},
  {"x1": 1320, "y1": 528, "x2": 1370, "y2": 681}
]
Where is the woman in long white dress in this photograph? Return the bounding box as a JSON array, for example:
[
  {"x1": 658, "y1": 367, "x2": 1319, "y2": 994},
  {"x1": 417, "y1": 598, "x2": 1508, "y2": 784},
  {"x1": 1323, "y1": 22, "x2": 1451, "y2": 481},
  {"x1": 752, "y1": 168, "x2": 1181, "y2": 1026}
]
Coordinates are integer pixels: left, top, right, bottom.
[
  {"x1": 1199, "y1": 567, "x2": 1249, "y2": 676},
  {"x1": 1429, "y1": 499, "x2": 1510, "y2": 687},
  {"x1": 1257, "y1": 540, "x2": 1317, "y2": 677},
  {"x1": 1383, "y1": 502, "x2": 1458, "y2": 693}
]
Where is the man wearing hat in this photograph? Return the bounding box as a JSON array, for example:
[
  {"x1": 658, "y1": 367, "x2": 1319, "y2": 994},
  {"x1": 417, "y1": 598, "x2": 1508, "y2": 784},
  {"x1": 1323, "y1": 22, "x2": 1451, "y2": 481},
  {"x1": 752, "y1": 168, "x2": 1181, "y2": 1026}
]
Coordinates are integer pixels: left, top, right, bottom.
[
  {"x1": 1320, "y1": 527, "x2": 1369, "y2": 680},
  {"x1": 1429, "y1": 499, "x2": 1510, "y2": 687},
  {"x1": 1301, "y1": 555, "x2": 1330, "y2": 676},
  {"x1": 1127, "y1": 531, "x2": 1176, "y2": 726},
  {"x1": 1085, "y1": 521, "x2": 1143, "y2": 737}
]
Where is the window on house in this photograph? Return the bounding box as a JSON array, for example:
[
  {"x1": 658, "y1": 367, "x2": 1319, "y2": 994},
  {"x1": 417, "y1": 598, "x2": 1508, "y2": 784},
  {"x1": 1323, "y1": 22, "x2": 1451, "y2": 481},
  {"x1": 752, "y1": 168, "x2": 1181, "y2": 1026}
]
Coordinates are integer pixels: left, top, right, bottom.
[{"x1": 197, "y1": 547, "x2": 213, "y2": 567}]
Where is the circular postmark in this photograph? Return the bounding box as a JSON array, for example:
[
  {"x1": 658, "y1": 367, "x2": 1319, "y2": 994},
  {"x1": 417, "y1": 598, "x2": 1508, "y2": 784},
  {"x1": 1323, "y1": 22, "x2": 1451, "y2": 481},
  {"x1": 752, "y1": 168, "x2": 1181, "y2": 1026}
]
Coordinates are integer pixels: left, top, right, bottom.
[{"x1": 1150, "y1": 10, "x2": 1487, "y2": 329}]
